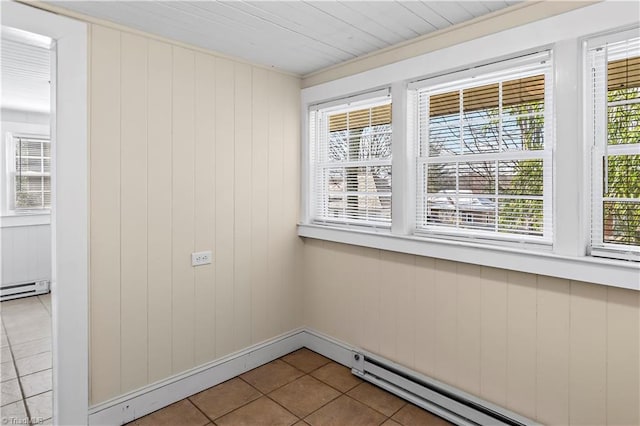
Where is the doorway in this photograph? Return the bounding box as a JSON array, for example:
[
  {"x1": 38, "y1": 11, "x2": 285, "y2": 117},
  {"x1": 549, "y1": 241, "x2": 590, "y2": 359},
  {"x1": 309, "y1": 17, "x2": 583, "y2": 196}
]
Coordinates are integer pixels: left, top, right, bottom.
[{"x1": 1, "y1": 2, "x2": 88, "y2": 424}]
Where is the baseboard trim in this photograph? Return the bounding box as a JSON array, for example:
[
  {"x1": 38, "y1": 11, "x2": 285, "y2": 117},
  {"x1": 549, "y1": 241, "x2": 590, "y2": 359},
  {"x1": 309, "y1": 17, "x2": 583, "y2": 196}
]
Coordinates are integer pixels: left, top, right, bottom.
[
  {"x1": 88, "y1": 328, "x2": 533, "y2": 426},
  {"x1": 88, "y1": 328, "x2": 306, "y2": 425}
]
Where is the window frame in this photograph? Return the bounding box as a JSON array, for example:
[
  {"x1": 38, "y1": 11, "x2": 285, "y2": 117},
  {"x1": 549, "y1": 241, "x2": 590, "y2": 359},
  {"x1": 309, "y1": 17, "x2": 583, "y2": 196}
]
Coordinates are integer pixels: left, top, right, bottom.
[
  {"x1": 585, "y1": 28, "x2": 640, "y2": 262},
  {"x1": 7, "y1": 132, "x2": 52, "y2": 212},
  {"x1": 309, "y1": 88, "x2": 393, "y2": 230},
  {"x1": 299, "y1": 1, "x2": 640, "y2": 291},
  {"x1": 411, "y1": 52, "x2": 554, "y2": 247}
]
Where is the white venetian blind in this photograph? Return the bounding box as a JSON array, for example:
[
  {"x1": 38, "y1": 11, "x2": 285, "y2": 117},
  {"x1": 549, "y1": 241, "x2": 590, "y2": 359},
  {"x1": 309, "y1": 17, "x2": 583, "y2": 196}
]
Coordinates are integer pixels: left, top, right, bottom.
[
  {"x1": 414, "y1": 52, "x2": 553, "y2": 243},
  {"x1": 310, "y1": 93, "x2": 392, "y2": 228},
  {"x1": 13, "y1": 135, "x2": 51, "y2": 210},
  {"x1": 588, "y1": 32, "x2": 640, "y2": 260}
]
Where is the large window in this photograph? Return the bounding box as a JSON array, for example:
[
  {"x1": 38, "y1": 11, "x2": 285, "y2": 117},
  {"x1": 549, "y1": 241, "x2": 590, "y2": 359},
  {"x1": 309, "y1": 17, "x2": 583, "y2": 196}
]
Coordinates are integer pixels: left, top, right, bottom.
[
  {"x1": 413, "y1": 53, "x2": 553, "y2": 244},
  {"x1": 588, "y1": 32, "x2": 640, "y2": 260},
  {"x1": 9, "y1": 134, "x2": 51, "y2": 211},
  {"x1": 310, "y1": 91, "x2": 392, "y2": 228}
]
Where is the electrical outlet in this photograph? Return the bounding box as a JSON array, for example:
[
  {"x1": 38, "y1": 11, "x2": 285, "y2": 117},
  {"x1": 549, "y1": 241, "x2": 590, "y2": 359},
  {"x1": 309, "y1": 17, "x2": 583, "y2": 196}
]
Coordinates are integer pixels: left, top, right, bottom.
[{"x1": 191, "y1": 251, "x2": 212, "y2": 266}]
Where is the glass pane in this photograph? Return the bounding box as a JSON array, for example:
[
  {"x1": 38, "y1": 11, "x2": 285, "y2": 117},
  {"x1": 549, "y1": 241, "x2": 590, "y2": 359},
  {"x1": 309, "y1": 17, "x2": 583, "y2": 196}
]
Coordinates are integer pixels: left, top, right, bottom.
[
  {"x1": 498, "y1": 160, "x2": 543, "y2": 196},
  {"x1": 426, "y1": 162, "x2": 456, "y2": 193},
  {"x1": 17, "y1": 158, "x2": 42, "y2": 173},
  {"x1": 16, "y1": 191, "x2": 43, "y2": 209},
  {"x1": 18, "y1": 140, "x2": 43, "y2": 157},
  {"x1": 458, "y1": 161, "x2": 495, "y2": 194},
  {"x1": 429, "y1": 120, "x2": 460, "y2": 155},
  {"x1": 367, "y1": 165, "x2": 392, "y2": 193},
  {"x1": 462, "y1": 113, "x2": 500, "y2": 154},
  {"x1": 458, "y1": 196, "x2": 496, "y2": 231},
  {"x1": 607, "y1": 102, "x2": 640, "y2": 145},
  {"x1": 603, "y1": 201, "x2": 640, "y2": 245},
  {"x1": 328, "y1": 130, "x2": 347, "y2": 161},
  {"x1": 498, "y1": 198, "x2": 544, "y2": 236},
  {"x1": 606, "y1": 155, "x2": 640, "y2": 198},
  {"x1": 502, "y1": 110, "x2": 544, "y2": 151},
  {"x1": 325, "y1": 168, "x2": 345, "y2": 193}
]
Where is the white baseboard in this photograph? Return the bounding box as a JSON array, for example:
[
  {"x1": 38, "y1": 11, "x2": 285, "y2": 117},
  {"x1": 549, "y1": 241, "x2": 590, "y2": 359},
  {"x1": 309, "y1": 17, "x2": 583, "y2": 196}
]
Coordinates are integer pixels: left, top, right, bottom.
[
  {"x1": 88, "y1": 328, "x2": 528, "y2": 426},
  {"x1": 88, "y1": 328, "x2": 307, "y2": 425}
]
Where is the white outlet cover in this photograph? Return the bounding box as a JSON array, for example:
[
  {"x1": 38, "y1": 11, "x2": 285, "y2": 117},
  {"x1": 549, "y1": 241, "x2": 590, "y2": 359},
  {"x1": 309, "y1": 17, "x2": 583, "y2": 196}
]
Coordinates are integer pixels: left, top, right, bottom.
[{"x1": 191, "y1": 251, "x2": 212, "y2": 266}]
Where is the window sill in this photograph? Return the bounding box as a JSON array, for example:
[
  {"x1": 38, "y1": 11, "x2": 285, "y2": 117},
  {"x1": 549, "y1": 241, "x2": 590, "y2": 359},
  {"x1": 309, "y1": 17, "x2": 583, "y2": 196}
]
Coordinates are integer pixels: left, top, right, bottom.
[
  {"x1": 297, "y1": 223, "x2": 639, "y2": 291},
  {"x1": 1, "y1": 212, "x2": 51, "y2": 228}
]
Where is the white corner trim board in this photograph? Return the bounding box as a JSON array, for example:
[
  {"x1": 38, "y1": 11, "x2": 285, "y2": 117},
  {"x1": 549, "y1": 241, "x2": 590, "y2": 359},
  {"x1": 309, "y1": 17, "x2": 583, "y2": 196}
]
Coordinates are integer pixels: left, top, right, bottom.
[{"x1": 89, "y1": 328, "x2": 539, "y2": 426}]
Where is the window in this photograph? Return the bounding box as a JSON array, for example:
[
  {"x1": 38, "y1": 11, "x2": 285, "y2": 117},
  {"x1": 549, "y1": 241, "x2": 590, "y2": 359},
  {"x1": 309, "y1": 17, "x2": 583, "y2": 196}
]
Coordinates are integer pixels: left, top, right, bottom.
[
  {"x1": 413, "y1": 52, "x2": 553, "y2": 245},
  {"x1": 588, "y1": 31, "x2": 640, "y2": 260},
  {"x1": 8, "y1": 134, "x2": 51, "y2": 211},
  {"x1": 310, "y1": 90, "x2": 392, "y2": 228}
]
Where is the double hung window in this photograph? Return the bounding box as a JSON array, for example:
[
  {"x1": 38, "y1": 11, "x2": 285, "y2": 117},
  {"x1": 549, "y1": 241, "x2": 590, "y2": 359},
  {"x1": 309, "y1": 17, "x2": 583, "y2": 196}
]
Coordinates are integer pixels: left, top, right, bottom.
[
  {"x1": 588, "y1": 31, "x2": 640, "y2": 260},
  {"x1": 413, "y1": 53, "x2": 553, "y2": 244},
  {"x1": 9, "y1": 134, "x2": 51, "y2": 211},
  {"x1": 310, "y1": 91, "x2": 392, "y2": 228}
]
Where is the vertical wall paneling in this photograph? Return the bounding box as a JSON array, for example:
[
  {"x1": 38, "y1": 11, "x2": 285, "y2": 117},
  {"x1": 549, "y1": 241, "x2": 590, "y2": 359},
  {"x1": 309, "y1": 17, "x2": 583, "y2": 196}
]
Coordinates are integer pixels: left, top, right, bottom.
[
  {"x1": 569, "y1": 282, "x2": 607, "y2": 425},
  {"x1": 214, "y1": 58, "x2": 235, "y2": 357},
  {"x1": 0, "y1": 225, "x2": 51, "y2": 286},
  {"x1": 282, "y1": 75, "x2": 302, "y2": 333},
  {"x1": 90, "y1": 25, "x2": 122, "y2": 403},
  {"x1": 119, "y1": 32, "x2": 149, "y2": 393},
  {"x1": 479, "y1": 267, "x2": 508, "y2": 406},
  {"x1": 506, "y1": 271, "x2": 537, "y2": 419},
  {"x1": 267, "y1": 71, "x2": 285, "y2": 338},
  {"x1": 606, "y1": 287, "x2": 640, "y2": 425},
  {"x1": 536, "y1": 276, "x2": 570, "y2": 425},
  {"x1": 233, "y1": 62, "x2": 253, "y2": 350},
  {"x1": 194, "y1": 52, "x2": 216, "y2": 365},
  {"x1": 414, "y1": 256, "x2": 436, "y2": 377},
  {"x1": 146, "y1": 39, "x2": 173, "y2": 383},
  {"x1": 250, "y1": 67, "x2": 270, "y2": 344},
  {"x1": 434, "y1": 259, "x2": 457, "y2": 383},
  {"x1": 456, "y1": 263, "x2": 481, "y2": 395},
  {"x1": 90, "y1": 24, "x2": 303, "y2": 405},
  {"x1": 171, "y1": 46, "x2": 196, "y2": 374}
]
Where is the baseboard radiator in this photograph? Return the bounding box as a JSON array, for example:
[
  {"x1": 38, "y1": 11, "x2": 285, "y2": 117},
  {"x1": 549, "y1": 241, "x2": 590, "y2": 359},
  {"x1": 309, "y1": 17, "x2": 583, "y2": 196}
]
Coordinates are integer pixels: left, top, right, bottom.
[
  {"x1": 0, "y1": 280, "x2": 50, "y2": 302},
  {"x1": 351, "y1": 350, "x2": 540, "y2": 426}
]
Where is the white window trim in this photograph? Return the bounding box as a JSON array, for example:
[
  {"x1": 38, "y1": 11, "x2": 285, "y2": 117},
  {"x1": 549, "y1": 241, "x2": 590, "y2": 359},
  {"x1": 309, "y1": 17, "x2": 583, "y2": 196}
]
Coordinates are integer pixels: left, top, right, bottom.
[{"x1": 299, "y1": 1, "x2": 640, "y2": 291}]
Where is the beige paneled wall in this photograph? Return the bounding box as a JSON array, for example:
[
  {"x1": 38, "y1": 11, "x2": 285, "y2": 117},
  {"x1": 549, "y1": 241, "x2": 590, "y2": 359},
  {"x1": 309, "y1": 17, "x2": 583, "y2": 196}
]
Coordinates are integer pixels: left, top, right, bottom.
[
  {"x1": 89, "y1": 24, "x2": 302, "y2": 404},
  {"x1": 303, "y1": 239, "x2": 640, "y2": 425}
]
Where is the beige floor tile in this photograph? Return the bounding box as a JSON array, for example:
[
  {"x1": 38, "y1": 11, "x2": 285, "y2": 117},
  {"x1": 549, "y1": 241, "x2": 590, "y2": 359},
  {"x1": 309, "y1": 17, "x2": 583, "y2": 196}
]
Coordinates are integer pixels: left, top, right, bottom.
[
  {"x1": 347, "y1": 382, "x2": 406, "y2": 417},
  {"x1": 215, "y1": 396, "x2": 298, "y2": 426},
  {"x1": 1, "y1": 378, "x2": 22, "y2": 406},
  {"x1": 21, "y1": 369, "x2": 52, "y2": 398},
  {"x1": 269, "y1": 375, "x2": 340, "y2": 418},
  {"x1": 310, "y1": 363, "x2": 362, "y2": 393},
  {"x1": 131, "y1": 399, "x2": 209, "y2": 426},
  {"x1": 240, "y1": 360, "x2": 304, "y2": 394},
  {"x1": 11, "y1": 338, "x2": 51, "y2": 361},
  {"x1": 293, "y1": 422, "x2": 310, "y2": 426},
  {"x1": 25, "y1": 391, "x2": 52, "y2": 421},
  {"x1": 0, "y1": 362, "x2": 17, "y2": 382},
  {"x1": 15, "y1": 352, "x2": 51, "y2": 377},
  {"x1": 281, "y1": 349, "x2": 331, "y2": 373},
  {"x1": 1, "y1": 333, "x2": 8, "y2": 348},
  {"x1": 392, "y1": 404, "x2": 451, "y2": 426},
  {"x1": 0, "y1": 400, "x2": 27, "y2": 423},
  {"x1": 304, "y1": 395, "x2": 386, "y2": 426},
  {"x1": 381, "y1": 420, "x2": 402, "y2": 426},
  {"x1": 189, "y1": 377, "x2": 261, "y2": 420}
]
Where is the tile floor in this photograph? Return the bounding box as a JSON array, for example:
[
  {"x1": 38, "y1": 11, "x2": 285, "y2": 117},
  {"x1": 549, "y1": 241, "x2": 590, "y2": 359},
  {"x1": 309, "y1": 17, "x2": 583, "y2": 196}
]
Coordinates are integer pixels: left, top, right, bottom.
[
  {"x1": 0, "y1": 294, "x2": 52, "y2": 425},
  {"x1": 129, "y1": 348, "x2": 452, "y2": 426}
]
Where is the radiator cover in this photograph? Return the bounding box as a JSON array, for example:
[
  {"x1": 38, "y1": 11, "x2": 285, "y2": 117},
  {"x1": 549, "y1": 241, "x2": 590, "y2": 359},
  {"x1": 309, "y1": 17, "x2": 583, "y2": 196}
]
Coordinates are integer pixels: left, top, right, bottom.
[{"x1": 351, "y1": 350, "x2": 540, "y2": 426}]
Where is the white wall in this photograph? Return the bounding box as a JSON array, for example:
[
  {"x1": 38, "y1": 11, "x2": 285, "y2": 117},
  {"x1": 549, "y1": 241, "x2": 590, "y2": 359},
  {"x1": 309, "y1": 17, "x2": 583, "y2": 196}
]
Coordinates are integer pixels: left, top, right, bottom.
[{"x1": 0, "y1": 111, "x2": 52, "y2": 287}]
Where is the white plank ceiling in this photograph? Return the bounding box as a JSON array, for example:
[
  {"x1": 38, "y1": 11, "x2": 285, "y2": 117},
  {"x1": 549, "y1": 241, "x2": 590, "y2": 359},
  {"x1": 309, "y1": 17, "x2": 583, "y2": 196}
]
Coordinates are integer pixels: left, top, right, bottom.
[{"x1": 48, "y1": 1, "x2": 520, "y2": 75}]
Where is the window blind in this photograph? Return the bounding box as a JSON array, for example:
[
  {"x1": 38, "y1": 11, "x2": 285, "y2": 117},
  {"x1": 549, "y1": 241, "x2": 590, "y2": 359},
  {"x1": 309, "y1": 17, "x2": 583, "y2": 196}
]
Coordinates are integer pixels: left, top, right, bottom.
[
  {"x1": 311, "y1": 94, "x2": 392, "y2": 228},
  {"x1": 588, "y1": 34, "x2": 640, "y2": 260},
  {"x1": 14, "y1": 135, "x2": 51, "y2": 210},
  {"x1": 414, "y1": 53, "x2": 553, "y2": 243}
]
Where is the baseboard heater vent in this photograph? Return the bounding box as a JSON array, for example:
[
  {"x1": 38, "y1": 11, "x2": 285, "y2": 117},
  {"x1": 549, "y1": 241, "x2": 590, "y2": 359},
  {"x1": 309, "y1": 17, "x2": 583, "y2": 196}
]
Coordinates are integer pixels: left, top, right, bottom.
[
  {"x1": 1, "y1": 280, "x2": 50, "y2": 302},
  {"x1": 351, "y1": 350, "x2": 540, "y2": 426}
]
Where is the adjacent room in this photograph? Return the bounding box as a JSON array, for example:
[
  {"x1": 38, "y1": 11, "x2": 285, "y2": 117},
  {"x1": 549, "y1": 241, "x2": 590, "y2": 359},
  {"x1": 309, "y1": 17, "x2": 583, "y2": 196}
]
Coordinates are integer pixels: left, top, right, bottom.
[{"x1": 1, "y1": 1, "x2": 638, "y2": 425}]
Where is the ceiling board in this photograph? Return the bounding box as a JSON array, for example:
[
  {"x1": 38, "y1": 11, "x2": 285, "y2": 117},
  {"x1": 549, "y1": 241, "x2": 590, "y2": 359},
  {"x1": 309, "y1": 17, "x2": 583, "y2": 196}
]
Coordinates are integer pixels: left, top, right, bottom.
[{"x1": 45, "y1": 1, "x2": 520, "y2": 75}]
